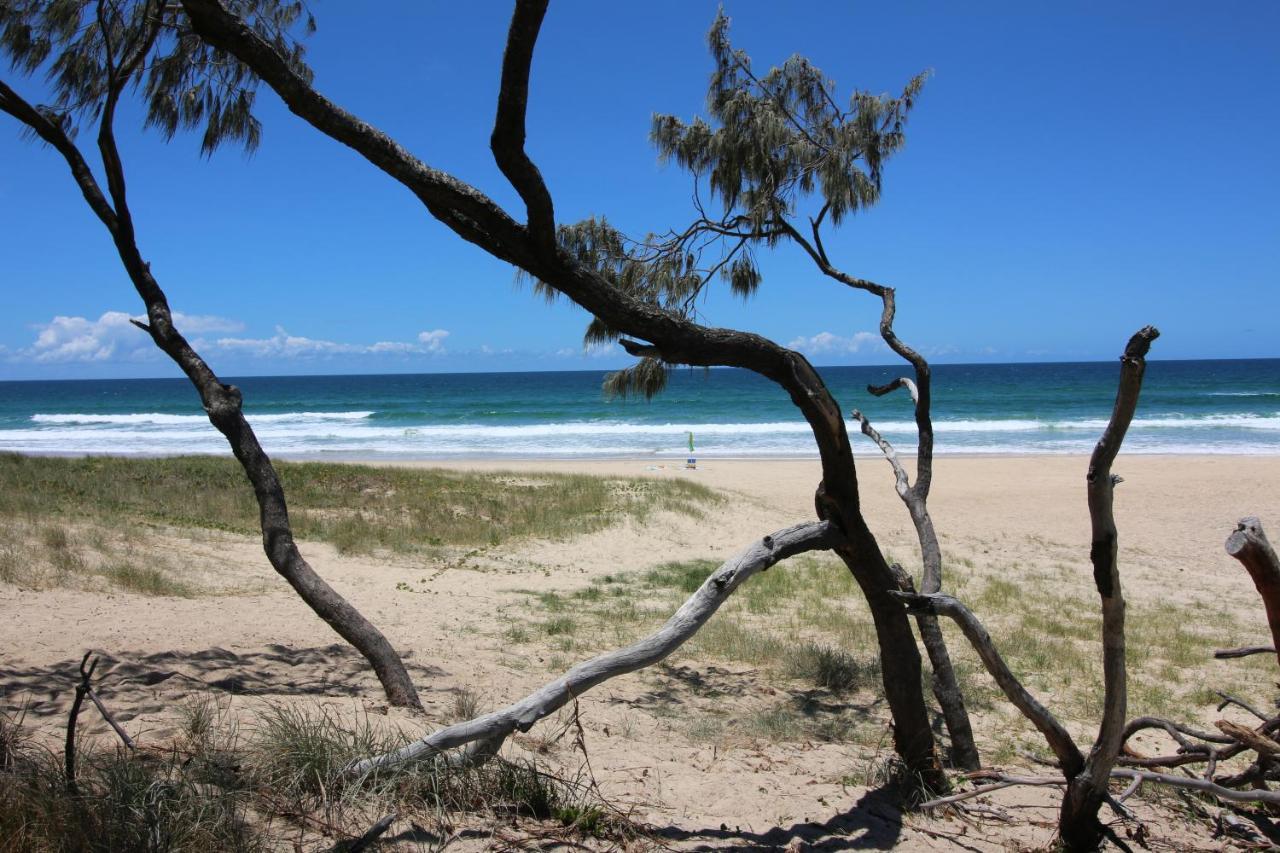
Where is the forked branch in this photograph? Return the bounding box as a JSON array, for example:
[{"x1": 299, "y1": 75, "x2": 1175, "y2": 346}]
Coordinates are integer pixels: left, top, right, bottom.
[{"x1": 893, "y1": 591, "x2": 1084, "y2": 775}]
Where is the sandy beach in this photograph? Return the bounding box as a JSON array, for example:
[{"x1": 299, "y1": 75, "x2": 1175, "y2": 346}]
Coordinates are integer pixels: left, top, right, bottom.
[{"x1": 2, "y1": 453, "x2": 1277, "y2": 849}]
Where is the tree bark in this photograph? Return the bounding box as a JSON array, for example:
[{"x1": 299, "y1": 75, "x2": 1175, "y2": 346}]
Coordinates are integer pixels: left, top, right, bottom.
[
  {"x1": 1059, "y1": 325, "x2": 1158, "y2": 852},
  {"x1": 1225, "y1": 518, "x2": 1280, "y2": 669}
]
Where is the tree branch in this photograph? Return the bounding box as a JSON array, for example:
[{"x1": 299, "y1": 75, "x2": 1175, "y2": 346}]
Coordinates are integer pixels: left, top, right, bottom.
[
  {"x1": 1080, "y1": 326, "x2": 1159, "y2": 790},
  {"x1": 346, "y1": 520, "x2": 841, "y2": 775},
  {"x1": 892, "y1": 591, "x2": 1084, "y2": 775},
  {"x1": 490, "y1": 0, "x2": 555, "y2": 257},
  {"x1": 1214, "y1": 644, "x2": 1276, "y2": 660},
  {"x1": 2, "y1": 27, "x2": 424, "y2": 712},
  {"x1": 867, "y1": 376, "x2": 919, "y2": 406},
  {"x1": 851, "y1": 410, "x2": 909, "y2": 501},
  {"x1": 921, "y1": 768, "x2": 1280, "y2": 811}
]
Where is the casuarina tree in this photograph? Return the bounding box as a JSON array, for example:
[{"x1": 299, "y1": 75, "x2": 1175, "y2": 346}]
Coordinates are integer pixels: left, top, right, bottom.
[{"x1": 176, "y1": 0, "x2": 956, "y2": 786}]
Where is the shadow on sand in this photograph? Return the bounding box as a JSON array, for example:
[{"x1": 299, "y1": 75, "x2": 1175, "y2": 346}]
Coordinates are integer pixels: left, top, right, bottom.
[{"x1": 0, "y1": 643, "x2": 444, "y2": 721}]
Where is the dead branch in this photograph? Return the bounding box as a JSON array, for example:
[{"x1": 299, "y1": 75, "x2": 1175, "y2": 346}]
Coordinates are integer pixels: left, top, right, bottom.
[
  {"x1": 335, "y1": 813, "x2": 397, "y2": 853},
  {"x1": 1217, "y1": 693, "x2": 1272, "y2": 723},
  {"x1": 1226, "y1": 518, "x2": 1280, "y2": 669},
  {"x1": 64, "y1": 651, "x2": 98, "y2": 787},
  {"x1": 1216, "y1": 720, "x2": 1280, "y2": 756},
  {"x1": 919, "y1": 774, "x2": 1067, "y2": 810},
  {"x1": 922, "y1": 768, "x2": 1280, "y2": 811},
  {"x1": 63, "y1": 651, "x2": 136, "y2": 786},
  {"x1": 1215, "y1": 645, "x2": 1276, "y2": 660},
  {"x1": 892, "y1": 591, "x2": 1083, "y2": 775},
  {"x1": 346, "y1": 520, "x2": 840, "y2": 775}
]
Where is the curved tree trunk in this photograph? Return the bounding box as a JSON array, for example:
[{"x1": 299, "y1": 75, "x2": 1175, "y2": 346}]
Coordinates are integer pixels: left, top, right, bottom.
[
  {"x1": 0, "y1": 73, "x2": 423, "y2": 712},
  {"x1": 177, "y1": 0, "x2": 943, "y2": 783}
]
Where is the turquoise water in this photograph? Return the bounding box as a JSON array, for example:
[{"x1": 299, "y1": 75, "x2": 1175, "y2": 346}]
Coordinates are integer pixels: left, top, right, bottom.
[{"x1": 0, "y1": 360, "x2": 1277, "y2": 458}]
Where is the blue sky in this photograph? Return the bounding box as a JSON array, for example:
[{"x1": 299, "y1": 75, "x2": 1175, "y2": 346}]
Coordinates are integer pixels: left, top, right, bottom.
[{"x1": 1, "y1": 0, "x2": 1277, "y2": 380}]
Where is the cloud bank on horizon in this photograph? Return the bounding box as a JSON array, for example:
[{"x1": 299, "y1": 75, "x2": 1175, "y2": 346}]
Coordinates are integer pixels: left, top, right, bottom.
[{"x1": 9, "y1": 310, "x2": 914, "y2": 376}]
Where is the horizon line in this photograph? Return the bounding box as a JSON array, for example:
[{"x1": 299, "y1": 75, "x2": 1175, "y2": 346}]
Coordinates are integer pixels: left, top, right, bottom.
[{"x1": 1, "y1": 354, "x2": 1277, "y2": 384}]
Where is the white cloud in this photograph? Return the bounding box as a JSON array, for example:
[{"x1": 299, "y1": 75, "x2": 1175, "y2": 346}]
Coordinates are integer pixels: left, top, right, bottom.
[
  {"x1": 417, "y1": 329, "x2": 449, "y2": 353},
  {"x1": 214, "y1": 327, "x2": 361, "y2": 358},
  {"x1": 786, "y1": 330, "x2": 881, "y2": 356},
  {"x1": 18, "y1": 310, "x2": 245, "y2": 364},
  {"x1": 13, "y1": 310, "x2": 449, "y2": 363},
  {"x1": 214, "y1": 327, "x2": 452, "y2": 359}
]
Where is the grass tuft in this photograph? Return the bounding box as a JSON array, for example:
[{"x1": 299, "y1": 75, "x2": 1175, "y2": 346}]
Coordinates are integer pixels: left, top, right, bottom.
[{"x1": 0, "y1": 454, "x2": 720, "y2": 559}]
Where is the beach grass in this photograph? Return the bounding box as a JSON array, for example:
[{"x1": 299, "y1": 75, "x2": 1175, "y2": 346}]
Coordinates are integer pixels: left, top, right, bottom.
[
  {"x1": 516, "y1": 550, "x2": 1268, "y2": 760},
  {"x1": 0, "y1": 453, "x2": 718, "y2": 552},
  {"x1": 0, "y1": 700, "x2": 622, "y2": 852},
  {"x1": 0, "y1": 454, "x2": 721, "y2": 593}
]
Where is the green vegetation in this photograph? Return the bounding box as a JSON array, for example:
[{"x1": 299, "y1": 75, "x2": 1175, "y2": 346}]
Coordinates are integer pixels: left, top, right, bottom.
[
  {"x1": 0, "y1": 701, "x2": 623, "y2": 852},
  {"x1": 513, "y1": 552, "x2": 1267, "y2": 760},
  {"x1": 0, "y1": 515, "x2": 195, "y2": 598},
  {"x1": 0, "y1": 453, "x2": 717, "y2": 555},
  {"x1": 0, "y1": 454, "x2": 721, "y2": 595}
]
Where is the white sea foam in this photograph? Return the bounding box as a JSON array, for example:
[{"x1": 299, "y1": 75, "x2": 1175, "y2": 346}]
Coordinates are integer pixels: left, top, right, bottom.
[{"x1": 6, "y1": 409, "x2": 1277, "y2": 457}]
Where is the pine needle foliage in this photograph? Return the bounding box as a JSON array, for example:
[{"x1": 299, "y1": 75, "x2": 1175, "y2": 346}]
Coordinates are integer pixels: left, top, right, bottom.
[
  {"x1": 527, "y1": 10, "x2": 927, "y2": 399},
  {"x1": 0, "y1": 0, "x2": 314, "y2": 154}
]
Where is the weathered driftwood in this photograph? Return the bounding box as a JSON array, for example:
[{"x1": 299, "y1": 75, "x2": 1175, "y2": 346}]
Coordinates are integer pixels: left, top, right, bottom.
[
  {"x1": 63, "y1": 651, "x2": 135, "y2": 787},
  {"x1": 347, "y1": 521, "x2": 839, "y2": 776},
  {"x1": 336, "y1": 813, "x2": 397, "y2": 853},
  {"x1": 1216, "y1": 720, "x2": 1280, "y2": 757},
  {"x1": 1225, "y1": 518, "x2": 1280, "y2": 669},
  {"x1": 64, "y1": 652, "x2": 99, "y2": 787},
  {"x1": 921, "y1": 768, "x2": 1280, "y2": 811}
]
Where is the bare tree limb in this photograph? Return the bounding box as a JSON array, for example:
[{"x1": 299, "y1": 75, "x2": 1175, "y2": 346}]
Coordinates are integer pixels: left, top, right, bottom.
[
  {"x1": 922, "y1": 768, "x2": 1280, "y2": 811},
  {"x1": 490, "y1": 0, "x2": 555, "y2": 256},
  {"x1": 85, "y1": 685, "x2": 135, "y2": 751},
  {"x1": 1217, "y1": 693, "x2": 1271, "y2": 723},
  {"x1": 334, "y1": 813, "x2": 397, "y2": 853},
  {"x1": 867, "y1": 376, "x2": 919, "y2": 406},
  {"x1": 1214, "y1": 644, "x2": 1276, "y2": 660},
  {"x1": 64, "y1": 652, "x2": 98, "y2": 788},
  {"x1": 1057, "y1": 325, "x2": 1159, "y2": 850},
  {"x1": 346, "y1": 520, "x2": 840, "y2": 775},
  {"x1": 851, "y1": 411, "x2": 908, "y2": 500},
  {"x1": 892, "y1": 591, "x2": 1083, "y2": 775},
  {"x1": 919, "y1": 774, "x2": 1067, "y2": 810}
]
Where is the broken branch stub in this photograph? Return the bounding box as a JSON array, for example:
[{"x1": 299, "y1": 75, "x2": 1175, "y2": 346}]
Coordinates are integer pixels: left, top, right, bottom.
[{"x1": 1225, "y1": 517, "x2": 1280, "y2": 669}]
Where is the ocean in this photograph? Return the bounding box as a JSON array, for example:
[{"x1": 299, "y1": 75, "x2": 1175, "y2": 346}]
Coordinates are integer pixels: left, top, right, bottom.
[{"x1": 0, "y1": 360, "x2": 1277, "y2": 459}]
